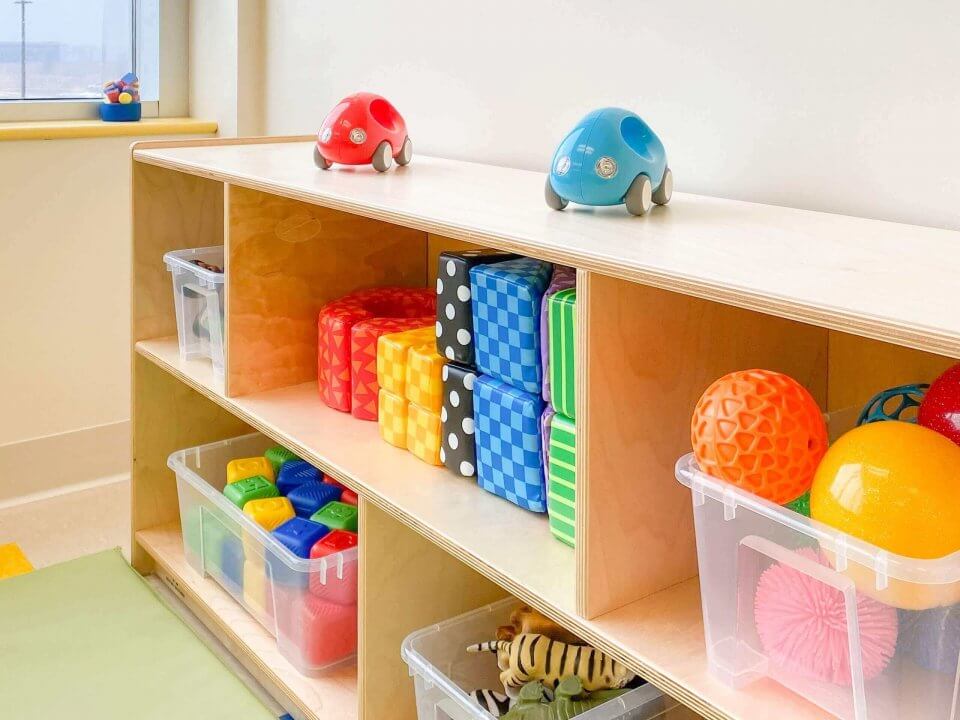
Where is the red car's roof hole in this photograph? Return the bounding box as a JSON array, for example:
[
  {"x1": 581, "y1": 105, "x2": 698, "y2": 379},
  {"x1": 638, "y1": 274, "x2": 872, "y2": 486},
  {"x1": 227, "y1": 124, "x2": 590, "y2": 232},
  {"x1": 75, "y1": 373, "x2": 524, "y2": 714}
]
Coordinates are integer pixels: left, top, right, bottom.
[{"x1": 370, "y1": 98, "x2": 401, "y2": 132}]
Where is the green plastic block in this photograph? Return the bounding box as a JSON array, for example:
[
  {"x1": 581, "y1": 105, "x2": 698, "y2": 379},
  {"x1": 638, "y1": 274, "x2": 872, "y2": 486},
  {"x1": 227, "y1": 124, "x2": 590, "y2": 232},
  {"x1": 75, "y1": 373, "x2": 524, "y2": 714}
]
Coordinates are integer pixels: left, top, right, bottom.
[
  {"x1": 265, "y1": 445, "x2": 301, "y2": 475},
  {"x1": 548, "y1": 414, "x2": 576, "y2": 548},
  {"x1": 548, "y1": 288, "x2": 577, "y2": 419},
  {"x1": 223, "y1": 475, "x2": 278, "y2": 509},
  {"x1": 785, "y1": 490, "x2": 811, "y2": 517},
  {"x1": 310, "y1": 501, "x2": 359, "y2": 532}
]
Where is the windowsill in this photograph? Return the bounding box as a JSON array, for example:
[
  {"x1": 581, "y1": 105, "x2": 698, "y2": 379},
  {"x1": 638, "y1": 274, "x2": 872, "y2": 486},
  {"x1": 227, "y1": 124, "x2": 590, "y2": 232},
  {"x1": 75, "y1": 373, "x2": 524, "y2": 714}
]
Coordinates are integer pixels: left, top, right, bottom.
[{"x1": 0, "y1": 117, "x2": 218, "y2": 142}]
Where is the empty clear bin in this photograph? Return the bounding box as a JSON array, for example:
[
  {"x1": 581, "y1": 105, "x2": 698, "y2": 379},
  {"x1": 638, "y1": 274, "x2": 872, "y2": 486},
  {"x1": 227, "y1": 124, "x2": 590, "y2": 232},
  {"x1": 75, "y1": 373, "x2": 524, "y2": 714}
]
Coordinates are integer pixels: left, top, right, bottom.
[
  {"x1": 164, "y1": 246, "x2": 225, "y2": 382},
  {"x1": 677, "y1": 452, "x2": 960, "y2": 720},
  {"x1": 401, "y1": 598, "x2": 695, "y2": 720},
  {"x1": 169, "y1": 433, "x2": 358, "y2": 676}
]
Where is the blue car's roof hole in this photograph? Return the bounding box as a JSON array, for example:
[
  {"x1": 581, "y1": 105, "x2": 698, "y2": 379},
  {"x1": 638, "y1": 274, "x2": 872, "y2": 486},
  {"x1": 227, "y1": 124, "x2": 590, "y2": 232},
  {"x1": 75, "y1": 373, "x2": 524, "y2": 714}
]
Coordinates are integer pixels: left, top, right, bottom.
[{"x1": 620, "y1": 115, "x2": 655, "y2": 160}]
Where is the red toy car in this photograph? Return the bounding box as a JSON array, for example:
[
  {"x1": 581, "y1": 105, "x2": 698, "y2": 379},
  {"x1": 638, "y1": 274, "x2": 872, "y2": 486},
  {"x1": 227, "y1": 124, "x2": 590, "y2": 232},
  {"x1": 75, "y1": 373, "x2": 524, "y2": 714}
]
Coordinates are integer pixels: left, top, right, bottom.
[{"x1": 314, "y1": 92, "x2": 412, "y2": 173}]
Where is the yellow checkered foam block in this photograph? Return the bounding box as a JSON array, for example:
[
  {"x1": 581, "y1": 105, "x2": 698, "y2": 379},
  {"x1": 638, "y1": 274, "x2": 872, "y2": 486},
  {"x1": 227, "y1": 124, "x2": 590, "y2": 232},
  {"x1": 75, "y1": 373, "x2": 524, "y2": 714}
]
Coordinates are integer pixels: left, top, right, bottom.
[
  {"x1": 378, "y1": 387, "x2": 409, "y2": 449},
  {"x1": 405, "y1": 344, "x2": 444, "y2": 412},
  {"x1": 377, "y1": 326, "x2": 434, "y2": 396},
  {"x1": 407, "y1": 402, "x2": 442, "y2": 466}
]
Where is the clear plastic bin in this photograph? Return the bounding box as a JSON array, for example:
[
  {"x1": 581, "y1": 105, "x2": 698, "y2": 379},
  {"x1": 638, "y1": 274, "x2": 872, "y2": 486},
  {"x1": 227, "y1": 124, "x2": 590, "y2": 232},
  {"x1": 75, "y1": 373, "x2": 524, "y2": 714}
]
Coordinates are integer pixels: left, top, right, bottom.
[
  {"x1": 169, "y1": 433, "x2": 358, "y2": 676},
  {"x1": 401, "y1": 598, "x2": 695, "y2": 720},
  {"x1": 164, "y1": 246, "x2": 226, "y2": 383},
  {"x1": 676, "y1": 450, "x2": 960, "y2": 720}
]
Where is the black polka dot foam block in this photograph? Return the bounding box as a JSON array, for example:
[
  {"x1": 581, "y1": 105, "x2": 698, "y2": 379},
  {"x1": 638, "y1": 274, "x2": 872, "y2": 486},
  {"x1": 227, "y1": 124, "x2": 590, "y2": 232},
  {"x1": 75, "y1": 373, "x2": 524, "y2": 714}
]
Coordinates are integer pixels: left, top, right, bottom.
[
  {"x1": 436, "y1": 249, "x2": 516, "y2": 365},
  {"x1": 440, "y1": 362, "x2": 478, "y2": 477}
]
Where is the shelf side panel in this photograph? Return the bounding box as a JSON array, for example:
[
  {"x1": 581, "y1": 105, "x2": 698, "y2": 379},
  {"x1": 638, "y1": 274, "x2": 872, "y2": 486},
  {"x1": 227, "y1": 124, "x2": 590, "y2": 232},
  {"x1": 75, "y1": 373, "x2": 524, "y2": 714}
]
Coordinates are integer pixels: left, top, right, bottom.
[
  {"x1": 132, "y1": 162, "x2": 224, "y2": 342},
  {"x1": 577, "y1": 273, "x2": 829, "y2": 618},
  {"x1": 358, "y1": 499, "x2": 507, "y2": 720},
  {"x1": 225, "y1": 185, "x2": 428, "y2": 397}
]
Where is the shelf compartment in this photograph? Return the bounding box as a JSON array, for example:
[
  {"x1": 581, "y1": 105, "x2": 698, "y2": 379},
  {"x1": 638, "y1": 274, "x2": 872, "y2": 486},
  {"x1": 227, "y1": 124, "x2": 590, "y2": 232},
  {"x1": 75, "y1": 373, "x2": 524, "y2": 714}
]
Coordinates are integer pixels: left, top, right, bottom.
[{"x1": 138, "y1": 523, "x2": 358, "y2": 720}]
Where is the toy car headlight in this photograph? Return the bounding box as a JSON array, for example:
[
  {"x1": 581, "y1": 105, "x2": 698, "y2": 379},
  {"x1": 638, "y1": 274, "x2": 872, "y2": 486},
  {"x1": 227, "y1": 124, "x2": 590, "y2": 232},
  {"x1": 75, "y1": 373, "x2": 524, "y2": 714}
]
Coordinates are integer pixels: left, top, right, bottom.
[
  {"x1": 554, "y1": 155, "x2": 571, "y2": 176},
  {"x1": 320, "y1": 127, "x2": 332, "y2": 143},
  {"x1": 595, "y1": 156, "x2": 617, "y2": 179},
  {"x1": 349, "y1": 128, "x2": 367, "y2": 145}
]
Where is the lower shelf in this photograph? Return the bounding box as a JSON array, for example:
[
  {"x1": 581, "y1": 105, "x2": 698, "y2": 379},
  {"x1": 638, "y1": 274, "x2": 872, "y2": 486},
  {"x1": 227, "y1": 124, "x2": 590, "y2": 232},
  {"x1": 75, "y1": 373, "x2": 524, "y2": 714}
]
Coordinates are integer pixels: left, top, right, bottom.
[{"x1": 137, "y1": 523, "x2": 358, "y2": 720}]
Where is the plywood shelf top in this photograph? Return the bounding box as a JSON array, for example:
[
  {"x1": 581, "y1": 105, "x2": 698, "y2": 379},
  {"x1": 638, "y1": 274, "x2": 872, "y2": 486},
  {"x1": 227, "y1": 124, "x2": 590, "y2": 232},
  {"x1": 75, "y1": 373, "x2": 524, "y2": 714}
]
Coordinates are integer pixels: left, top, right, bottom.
[
  {"x1": 136, "y1": 337, "x2": 829, "y2": 720},
  {"x1": 137, "y1": 523, "x2": 358, "y2": 720},
  {"x1": 135, "y1": 337, "x2": 576, "y2": 618},
  {"x1": 133, "y1": 139, "x2": 960, "y2": 358}
]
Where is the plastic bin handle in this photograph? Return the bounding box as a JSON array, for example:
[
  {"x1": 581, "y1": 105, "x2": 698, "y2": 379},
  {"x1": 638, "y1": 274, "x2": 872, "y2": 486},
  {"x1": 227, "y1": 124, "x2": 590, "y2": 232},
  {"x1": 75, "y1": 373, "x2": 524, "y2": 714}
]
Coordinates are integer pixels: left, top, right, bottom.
[{"x1": 738, "y1": 535, "x2": 868, "y2": 719}]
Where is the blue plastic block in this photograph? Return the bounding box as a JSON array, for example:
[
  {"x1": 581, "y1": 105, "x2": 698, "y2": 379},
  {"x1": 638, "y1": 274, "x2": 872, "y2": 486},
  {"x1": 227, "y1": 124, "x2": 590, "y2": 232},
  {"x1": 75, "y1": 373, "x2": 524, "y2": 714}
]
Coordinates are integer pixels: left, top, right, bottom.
[
  {"x1": 474, "y1": 375, "x2": 547, "y2": 512},
  {"x1": 277, "y1": 460, "x2": 323, "y2": 496},
  {"x1": 218, "y1": 534, "x2": 245, "y2": 595},
  {"x1": 286, "y1": 480, "x2": 342, "y2": 517},
  {"x1": 471, "y1": 258, "x2": 552, "y2": 393},
  {"x1": 273, "y1": 518, "x2": 330, "y2": 559}
]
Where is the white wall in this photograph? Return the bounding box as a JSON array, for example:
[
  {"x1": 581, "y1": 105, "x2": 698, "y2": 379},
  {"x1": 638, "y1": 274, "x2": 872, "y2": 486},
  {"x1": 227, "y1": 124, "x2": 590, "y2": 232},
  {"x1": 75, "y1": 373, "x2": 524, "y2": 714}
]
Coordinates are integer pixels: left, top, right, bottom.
[{"x1": 262, "y1": 0, "x2": 960, "y2": 230}]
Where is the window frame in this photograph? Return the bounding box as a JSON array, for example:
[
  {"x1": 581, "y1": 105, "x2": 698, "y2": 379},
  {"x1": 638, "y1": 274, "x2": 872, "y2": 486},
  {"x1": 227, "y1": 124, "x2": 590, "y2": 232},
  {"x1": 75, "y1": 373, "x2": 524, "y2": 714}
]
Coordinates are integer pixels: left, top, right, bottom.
[{"x1": 0, "y1": 0, "x2": 187, "y2": 122}]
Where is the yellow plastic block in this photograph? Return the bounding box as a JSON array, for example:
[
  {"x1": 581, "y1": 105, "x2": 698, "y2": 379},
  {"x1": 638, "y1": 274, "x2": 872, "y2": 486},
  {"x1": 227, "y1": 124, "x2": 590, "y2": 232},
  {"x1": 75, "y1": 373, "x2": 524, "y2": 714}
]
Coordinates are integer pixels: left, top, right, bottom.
[
  {"x1": 243, "y1": 560, "x2": 271, "y2": 621},
  {"x1": 243, "y1": 497, "x2": 295, "y2": 532},
  {"x1": 407, "y1": 402, "x2": 442, "y2": 466},
  {"x1": 226, "y1": 456, "x2": 275, "y2": 485},
  {"x1": 378, "y1": 388, "x2": 409, "y2": 449},
  {"x1": 377, "y1": 326, "x2": 434, "y2": 396},
  {"x1": 406, "y1": 344, "x2": 445, "y2": 412},
  {"x1": 0, "y1": 543, "x2": 33, "y2": 580}
]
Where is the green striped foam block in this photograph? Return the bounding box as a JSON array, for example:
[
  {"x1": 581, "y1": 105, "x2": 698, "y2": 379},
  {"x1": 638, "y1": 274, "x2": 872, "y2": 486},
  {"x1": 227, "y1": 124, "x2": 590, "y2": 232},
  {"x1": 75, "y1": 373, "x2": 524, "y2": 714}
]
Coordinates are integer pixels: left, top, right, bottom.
[
  {"x1": 548, "y1": 288, "x2": 576, "y2": 419},
  {"x1": 548, "y1": 413, "x2": 576, "y2": 547}
]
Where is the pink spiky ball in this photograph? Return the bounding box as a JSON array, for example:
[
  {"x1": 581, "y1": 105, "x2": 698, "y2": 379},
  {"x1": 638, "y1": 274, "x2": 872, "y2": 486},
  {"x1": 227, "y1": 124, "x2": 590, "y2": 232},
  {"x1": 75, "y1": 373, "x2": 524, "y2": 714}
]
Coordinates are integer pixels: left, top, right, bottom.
[{"x1": 754, "y1": 548, "x2": 898, "y2": 685}]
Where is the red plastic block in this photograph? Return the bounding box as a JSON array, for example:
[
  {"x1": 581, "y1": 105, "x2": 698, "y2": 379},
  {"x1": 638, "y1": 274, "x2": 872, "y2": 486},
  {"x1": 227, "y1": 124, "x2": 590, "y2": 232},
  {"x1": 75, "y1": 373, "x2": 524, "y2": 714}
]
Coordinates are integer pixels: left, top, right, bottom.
[
  {"x1": 291, "y1": 593, "x2": 357, "y2": 667},
  {"x1": 340, "y1": 488, "x2": 358, "y2": 506},
  {"x1": 317, "y1": 288, "x2": 435, "y2": 413},
  {"x1": 323, "y1": 476, "x2": 347, "y2": 491},
  {"x1": 309, "y1": 530, "x2": 359, "y2": 604}
]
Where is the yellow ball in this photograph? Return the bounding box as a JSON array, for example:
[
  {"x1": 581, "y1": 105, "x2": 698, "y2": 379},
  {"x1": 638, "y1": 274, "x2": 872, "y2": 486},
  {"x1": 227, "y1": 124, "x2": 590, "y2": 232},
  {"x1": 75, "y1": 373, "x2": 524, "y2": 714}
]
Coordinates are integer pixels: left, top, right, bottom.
[
  {"x1": 811, "y1": 421, "x2": 960, "y2": 559},
  {"x1": 118, "y1": 91, "x2": 133, "y2": 104}
]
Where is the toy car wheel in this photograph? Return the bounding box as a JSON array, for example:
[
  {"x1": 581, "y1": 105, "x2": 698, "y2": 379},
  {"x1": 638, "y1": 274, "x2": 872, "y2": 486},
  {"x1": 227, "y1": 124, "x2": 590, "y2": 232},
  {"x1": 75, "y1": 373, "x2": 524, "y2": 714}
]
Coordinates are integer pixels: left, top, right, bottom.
[
  {"x1": 544, "y1": 177, "x2": 568, "y2": 210},
  {"x1": 396, "y1": 137, "x2": 413, "y2": 166},
  {"x1": 372, "y1": 141, "x2": 394, "y2": 172},
  {"x1": 314, "y1": 146, "x2": 332, "y2": 170},
  {"x1": 624, "y1": 174, "x2": 653, "y2": 216},
  {"x1": 653, "y1": 167, "x2": 673, "y2": 205}
]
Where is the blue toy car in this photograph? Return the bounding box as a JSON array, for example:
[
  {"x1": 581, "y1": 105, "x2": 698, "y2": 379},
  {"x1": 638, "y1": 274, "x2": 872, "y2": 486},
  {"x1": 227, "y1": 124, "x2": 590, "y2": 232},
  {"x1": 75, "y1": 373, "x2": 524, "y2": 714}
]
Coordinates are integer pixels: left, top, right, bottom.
[{"x1": 545, "y1": 108, "x2": 672, "y2": 216}]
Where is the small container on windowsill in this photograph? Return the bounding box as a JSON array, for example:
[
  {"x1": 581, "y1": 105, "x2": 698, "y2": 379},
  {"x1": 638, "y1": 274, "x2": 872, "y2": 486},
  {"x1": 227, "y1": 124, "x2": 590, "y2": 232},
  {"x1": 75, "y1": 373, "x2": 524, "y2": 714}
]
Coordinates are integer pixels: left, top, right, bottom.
[{"x1": 100, "y1": 101, "x2": 141, "y2": 122}]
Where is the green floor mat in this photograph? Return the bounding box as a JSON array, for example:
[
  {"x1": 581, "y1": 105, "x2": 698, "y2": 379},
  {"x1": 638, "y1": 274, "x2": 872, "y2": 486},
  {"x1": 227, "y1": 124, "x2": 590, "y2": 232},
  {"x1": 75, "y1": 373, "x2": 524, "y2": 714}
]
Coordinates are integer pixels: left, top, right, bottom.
[{"x1": 0, "y1": 549, "x2": 277, "y2": 719}]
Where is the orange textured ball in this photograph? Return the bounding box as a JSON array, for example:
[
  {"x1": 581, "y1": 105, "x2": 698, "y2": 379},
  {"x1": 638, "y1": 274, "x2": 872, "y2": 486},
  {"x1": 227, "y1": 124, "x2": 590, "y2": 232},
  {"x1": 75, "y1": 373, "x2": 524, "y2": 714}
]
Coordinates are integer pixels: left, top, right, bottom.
[{"x1": 691, "y1": 369, "x2": 827, "y2": 504}]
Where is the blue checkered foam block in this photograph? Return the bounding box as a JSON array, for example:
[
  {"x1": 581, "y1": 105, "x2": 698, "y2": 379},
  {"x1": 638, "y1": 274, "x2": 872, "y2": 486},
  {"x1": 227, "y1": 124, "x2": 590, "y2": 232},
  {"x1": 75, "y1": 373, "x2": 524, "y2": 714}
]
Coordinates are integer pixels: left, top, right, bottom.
[
  {"x1": 470, "y1": 257, "x2": 553, "y2": 394},
  {"x1": 474, "y1": 374, "x2": 547, "y2": 512}
]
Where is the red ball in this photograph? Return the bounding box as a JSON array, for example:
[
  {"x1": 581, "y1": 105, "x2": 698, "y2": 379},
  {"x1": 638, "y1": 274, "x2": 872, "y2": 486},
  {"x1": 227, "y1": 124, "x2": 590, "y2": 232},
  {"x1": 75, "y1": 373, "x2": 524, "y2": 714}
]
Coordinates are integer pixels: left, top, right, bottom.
[
  {"x1": 919, "y1": 363, "x2": 960, "y2": 445},
  {"x1": 691, "y1": 369, "x2": 827, "y2": 504}
]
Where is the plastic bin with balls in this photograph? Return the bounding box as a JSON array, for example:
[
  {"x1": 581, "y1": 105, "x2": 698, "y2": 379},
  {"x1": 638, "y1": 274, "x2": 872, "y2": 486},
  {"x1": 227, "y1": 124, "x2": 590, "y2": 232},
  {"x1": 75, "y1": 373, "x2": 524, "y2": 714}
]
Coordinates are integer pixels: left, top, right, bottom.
[
  {"x1": 169, "y1": 433, "x2": 358, "y2": 676},
  {"x1": 678, "y1": 369, "x2": 960, "y2": 720},
  {"x1": 163, "y1": 246, "x2": 226, "y2": 383}
]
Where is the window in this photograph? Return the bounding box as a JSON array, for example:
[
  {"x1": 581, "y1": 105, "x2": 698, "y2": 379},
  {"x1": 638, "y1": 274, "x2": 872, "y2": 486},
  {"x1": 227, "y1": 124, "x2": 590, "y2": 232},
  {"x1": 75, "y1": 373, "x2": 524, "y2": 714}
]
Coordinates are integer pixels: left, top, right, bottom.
[{"x1": 0, "y1": 0, "x2": 165, "y2": 119}]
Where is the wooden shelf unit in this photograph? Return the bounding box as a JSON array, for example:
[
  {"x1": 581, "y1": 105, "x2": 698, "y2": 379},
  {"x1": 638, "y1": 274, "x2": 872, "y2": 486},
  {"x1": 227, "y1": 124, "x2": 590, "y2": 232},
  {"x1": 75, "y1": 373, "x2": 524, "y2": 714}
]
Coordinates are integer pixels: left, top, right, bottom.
[{"x1": 130, "y1": 136, "x2": 960, "y2": 720}]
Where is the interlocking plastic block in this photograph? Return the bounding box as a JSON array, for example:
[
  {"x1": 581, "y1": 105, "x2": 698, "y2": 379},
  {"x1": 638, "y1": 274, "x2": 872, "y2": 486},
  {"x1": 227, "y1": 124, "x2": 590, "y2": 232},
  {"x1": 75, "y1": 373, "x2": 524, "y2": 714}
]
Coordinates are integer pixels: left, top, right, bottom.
[
  {"x1": 407, "y1": 402, "x2": 442, "y2": 466},
  {"x1": 405, "y1": 343, "x2": 444, "y2": 412},
  {"x1": 0, "y1": 543, "x2": 33, "y2": 580},
  {"x1": 435, "y1": 249, "x2": 517, "y2": 364},
  {"x1": 243, "y1": 497, "x2": 295, "y2": 532},
  {"x1": 223, "y1": 475, "x2": 279, "y2": 509},
  {"x1": 471, "y1": 257, "x2": 553, "y2": 393},
  {"x1": 284, "y1": 593, "x2": 358, "y2": 668},
  {"x1": 340, "y1": 488, "x2": 358, "y2": 506},
  {"x1": 317, "y1": 287, "x2": 435, "y2": 413},
  {"x1": 377, "y1": 325, "x2": 435, "y2": 396},
  {"x1": 475, "y1": 375, "x2": 547, "y2": 512},
  {"x1": 323, "y1": 476, "x2": 346, "y2": 490},
  {"x1": 218, "y1": 534, "x2": 245, "y2": 594},
  {"x1": 273, "y1": 517, "x2": 330, "y2": 559},
  {"x1": 226, "y1": 456, "x2": 275, "y2": 485},
  {"x1": 540, "y1": 403, "x2": 556, "y2": 478},
  {"x1": 243, "y1": 560, "x2": 274, "y2": 622},
  {"x1": 548, "y1": 287, "x2": 577, "y2": 418},
  {"x1": 265, "y1": 445, "x2": 301, "y2": 476},
  {"x1": 287, "y1": 480, "x2": 342, "y2": 518},
  {"x1": 540, "y1": 266, "x2": 576, "y2": 403},
  {"x1": 311, "y1": 501, "x2": 359, "y2": 532},
  {"x1": 378, "y1": 387, "x2": 409, "y2": 449},
  {"x1": 440, "y1": 363, "x2": 478, "y2": 477},
  {"x1": 276, "y1": 459, "x2": 323, "y2": 496},
  {"x1": 350, "y1": 315, "x2": 434, "y2": 421},
  {"x1": 548, "y1": 414, "x2": 577, "y2": 547},
  {"x1": 309, "y1": 530, "x2": 359, "y2": 604}
]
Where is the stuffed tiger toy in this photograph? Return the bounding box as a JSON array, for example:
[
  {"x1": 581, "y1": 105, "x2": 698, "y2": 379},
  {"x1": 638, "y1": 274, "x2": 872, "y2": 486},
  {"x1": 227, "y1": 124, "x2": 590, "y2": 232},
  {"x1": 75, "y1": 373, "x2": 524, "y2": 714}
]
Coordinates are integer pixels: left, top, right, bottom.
[{"x1": 466, "y1": 633, "x2": 635, "y2": 695}]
